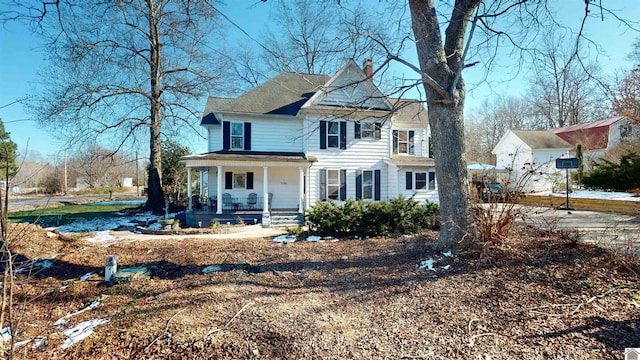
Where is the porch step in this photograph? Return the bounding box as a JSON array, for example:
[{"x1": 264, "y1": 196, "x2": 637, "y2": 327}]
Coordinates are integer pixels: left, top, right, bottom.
[{"x1": 270, "y1": 213, "x2": 304, "y2": 227}]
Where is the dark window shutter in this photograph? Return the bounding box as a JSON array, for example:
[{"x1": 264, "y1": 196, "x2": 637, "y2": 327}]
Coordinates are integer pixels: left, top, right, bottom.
[
  {"x1": 244, "y1": 122, "x2": 251, "y2": 150},
  {"x1": 355, "y1": 170, "x2": 362, "y2": 200},
  {"x1": 320, "y1": 121, "x2": 327, "y2": 149},
  {"x1": 409, "y1": 130, "x2": 415, "y2": 155},
  {"x1": 340, "y1": 121, "x2": 347, "y2": 149},
  {"x1": 223, "y1": 121, "x2": 230, "y2": 150},
  {"x1": 393, "y1": 130, "x2": 398, "y2": 153},
  {"x1": 247, "y1": 172, "x2": 254, "y2": 189},
  {"x1": 339, "y1": 169, "x2": 347, "y2": 200},
  {"x1": 225, "y1": 171, "x2": 232, "y2": 189},
  {"x1": 374, "y1": 123, "x2": 381, "y2": 139},
  {"x1": 355, "y1": 122, "x2": 361, "y2": 139},
  {"x1": 319, "y1": 169, "x2": 326, "y2": 200},
  {"x1": 405, "y1": 172, "x2": 412, "y2": 190},
  {"x1": 374, "y1": 169, "x2": 381, "y2": 200}
]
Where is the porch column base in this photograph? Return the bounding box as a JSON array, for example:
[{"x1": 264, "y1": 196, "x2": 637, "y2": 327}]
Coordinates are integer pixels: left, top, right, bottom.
[{"x1": 261, "y1": 212, "x2": 271, "y2": 227}]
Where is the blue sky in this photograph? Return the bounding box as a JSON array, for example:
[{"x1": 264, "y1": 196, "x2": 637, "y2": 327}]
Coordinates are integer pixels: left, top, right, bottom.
[{"x1": 0, "y1": 1, "x2": 638, "y2": 161}]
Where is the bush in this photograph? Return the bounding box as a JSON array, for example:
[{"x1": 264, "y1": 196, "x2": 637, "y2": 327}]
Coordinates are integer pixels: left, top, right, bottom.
[
  {"x1": 583, "y1": 151, "x2": 640, "y2": 191},
  {"x1": 306, "y1": 197, "x2": 439, "y2": 237}
]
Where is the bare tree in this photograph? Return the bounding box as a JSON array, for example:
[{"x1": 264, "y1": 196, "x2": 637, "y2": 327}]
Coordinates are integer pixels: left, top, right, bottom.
[
  {"x1": 528, "y1": 32, "x2": 609, "y2": 128},
  {"x1": 8, "y1": 0, "x2": 229, "y2": 211},
  {"x1": 612, "y1": 68, "x2": 640, "y2": 126}
]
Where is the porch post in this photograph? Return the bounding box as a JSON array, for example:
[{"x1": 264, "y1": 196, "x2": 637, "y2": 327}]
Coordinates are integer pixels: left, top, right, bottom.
[
  {"x1": 216, "y1": 165, "x2": 223, "y2": 214},
  {"x1": 298, "y1": 167, "x2": 304, "y2": 213},
  {"x1": 262, "y1": 166, "x2": 271, "y2": 227},
  {"x1": 198, "y1": 170, "x2": 204, "y2": 206},
  {"x1": 187, "y1": 167, "x2": 192, "y2": 211}
]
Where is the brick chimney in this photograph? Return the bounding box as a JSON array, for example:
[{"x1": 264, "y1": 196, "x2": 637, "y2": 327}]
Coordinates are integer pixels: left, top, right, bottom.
[{"x1": 363, "y1": 58, "x2": 373, "y2": 78}]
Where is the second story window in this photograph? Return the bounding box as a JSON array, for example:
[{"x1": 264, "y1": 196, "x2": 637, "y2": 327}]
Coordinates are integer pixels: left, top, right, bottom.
[
  {"x1": 393, "y1": 130, "x2": 415, "y2": 155},
  {"x1": 355, "y1": 122, "x2": 382, "y2": 139},
  {"x1": 231, "y1": 123, "x2": 244, "y2": 150},
  {"x1": 327, "y1": 122, "x2": 340, "y2": 148}
]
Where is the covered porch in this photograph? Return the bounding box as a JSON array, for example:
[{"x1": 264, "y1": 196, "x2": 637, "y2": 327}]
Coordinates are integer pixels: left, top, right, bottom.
[{"x1": 181, "y1": 152, "x2": 315, "y2": 227}]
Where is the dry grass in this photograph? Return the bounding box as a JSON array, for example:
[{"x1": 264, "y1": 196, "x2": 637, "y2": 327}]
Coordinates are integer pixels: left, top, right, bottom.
[{"x1": 1, "y1": 223, "x2": 639, "y2": 359}]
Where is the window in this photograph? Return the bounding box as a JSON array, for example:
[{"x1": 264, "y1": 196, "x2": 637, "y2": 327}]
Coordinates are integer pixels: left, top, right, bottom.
[
  {"x1": 320, "y1": 121, "x2": 346, "y2": 149},
  {"x1": 225, "y1": 171, "x2": 254, "y2": 190},
  {"x1": 393, "y1": 130, "x2": 414, "y2": 155},
  {"x1": 356, "y1": 122, "x2": 381, "y2": 139},
  {"x1": 327, "y1": 122, "x2": 340, "y2": 148},
  {"x1": 406, "y1": 171, "x2": 436, "y2": 190},
  {"x1": 620, "y1": 124, "x2": 633, "y2": 138},
  {"x1": 231, "y1": 123, "x2": 244, "y2": 150},
  {"x1": 361, "y1": 170, "x2": 374, "y2": 199},
  {"x1": 320, "y1": 169, "x2": 346, "y2": 201},
  {"x1": 233, "y1": 173, "x2": 246, "y2": 189},
  {"x1": 415, "y1": 172, "x2": 427, "y2": 189},
  {"x1": 327, "y1": 170, "x2": 340, "y2": 199},
  {"x1": 223, "y1": 121, "x2": 251, "y2": 151}
]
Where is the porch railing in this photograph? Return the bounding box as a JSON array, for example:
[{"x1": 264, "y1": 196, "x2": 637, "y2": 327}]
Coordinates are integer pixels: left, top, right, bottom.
[{"x1": 207, "y1": 193, "x2": 273, "y2": 212}]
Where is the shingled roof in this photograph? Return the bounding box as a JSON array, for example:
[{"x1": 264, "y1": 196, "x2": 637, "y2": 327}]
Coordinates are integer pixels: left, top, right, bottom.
[
  {"x1": 512, "y1": 130, "x2": 572, "y2": 149},
  {"x1": 550, "y1": 116, "x2": 626, "y2": 149},
  {"x1": 201, "y1": 72, "x2": 330, "y2": 125}
]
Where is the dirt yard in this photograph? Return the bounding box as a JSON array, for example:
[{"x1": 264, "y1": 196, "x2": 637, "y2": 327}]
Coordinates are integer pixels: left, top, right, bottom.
[{"x1": 2, "y1": 223, "x2": 639, "y2": 359}]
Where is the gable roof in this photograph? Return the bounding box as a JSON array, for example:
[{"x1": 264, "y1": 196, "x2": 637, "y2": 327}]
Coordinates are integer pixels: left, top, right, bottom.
[
  {"x1": 201, "y1": 72, "x2": 330, "y2": 124},
  {"x1": 391, "y1": 98, "x2": 428, "y2": 127},
  {"x1": 512, "y1": 130, "x2": 572, "y2": 149},
  {"x1": 550, "y1": 116, "x2": 627, "y2": 149},
  {"x1": 304, "y1": 59, "x2": 393, "y2": 111}
]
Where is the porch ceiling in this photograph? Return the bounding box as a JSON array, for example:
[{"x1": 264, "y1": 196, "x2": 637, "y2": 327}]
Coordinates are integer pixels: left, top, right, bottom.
[
  {"x1": 388, "y1": 155, "x2": 435, "y2": 167},
  {"x1": 181, "y1": 151, "x2": 315, "y2": 168}
]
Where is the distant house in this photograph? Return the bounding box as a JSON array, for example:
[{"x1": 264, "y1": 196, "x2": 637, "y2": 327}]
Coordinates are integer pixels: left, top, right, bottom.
[
  {"x1": 180, "y1": 59, "x2": 435, "y2": 227},
  {"x1": 492, "y1": 130, "x2": 572, "y2": 192},
  {"x1": 550, "y1": 116, "x2": 636, "y2": 166}
]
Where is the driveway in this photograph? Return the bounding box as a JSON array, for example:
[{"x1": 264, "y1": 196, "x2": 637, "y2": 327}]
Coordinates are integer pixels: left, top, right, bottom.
[{"x1": 517, "y1": 205, "x2": 640, "y2": 256}]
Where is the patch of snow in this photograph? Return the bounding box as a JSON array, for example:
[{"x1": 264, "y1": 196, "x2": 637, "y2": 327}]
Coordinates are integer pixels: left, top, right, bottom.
[
  {"x1": 14, "y1": 258, "x2": 53, "y2": 274},
  {"x1": 85, "y1": 231, "x2": 116, "y2": 244},
  {"x1": 442, "y1": 265, "x2": 451, "y2": 270},
  {"x1": 418, "y1": 258, "x2": 435, "y2": 271},
  {"x1": 60, "y1": 318, "x2": 109, "y2": 350},
  {"x1": 536, "y1": 190, "x2": 640, "y2": 201},
  {"x1": 55, "y1": 211, "x2": 160, "y2": 233},
  {"x1": 0, "y1": 327, "x2": 11, "y2": 342},
  {"x1": 202, "y1": 265, "x2": 223, "y2": 274},
  {"x1": 88, "y1": 200, "x2": 145, "y2": 206},
  {"x1": 442, "y1": 250, "x2": 453, "y2": 257},
  {"x1": 32, "y1": 337, "x2": 46, "y2": 349},
  {"x1": 79, "y1": 272, "x2": 96, "y2": 281},
  {"x1": 273, "y1": 235, "x2": 297, "y2": 243},
  {"x1": 306, "y1": 236, "x2": 322, "y2": 242},
  {"x1": 54, "y1": 299, "x2": 101, "y2": 328},
  {"x1": 13, "y1": 339, "x2": 32, "y2": 348}
]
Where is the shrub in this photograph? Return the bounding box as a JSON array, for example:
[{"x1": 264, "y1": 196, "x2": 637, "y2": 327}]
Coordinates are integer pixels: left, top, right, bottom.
[
  {"x1": 583, "y1": 151, "x2": 640, "y2": 191},
  {"x1": 306, "y1": 197, "x2": 440, "y2": 237}
]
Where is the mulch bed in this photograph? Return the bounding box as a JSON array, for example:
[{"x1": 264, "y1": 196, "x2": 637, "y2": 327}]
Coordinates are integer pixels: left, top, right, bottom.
[{"x1": 1, "y1": 223, "x2": 639, "y2": 359}]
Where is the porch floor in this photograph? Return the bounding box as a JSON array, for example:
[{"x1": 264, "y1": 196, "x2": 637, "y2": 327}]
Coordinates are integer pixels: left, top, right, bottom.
[{"x1": 185, "y1": 208, "x2": 302, "y2": 228}]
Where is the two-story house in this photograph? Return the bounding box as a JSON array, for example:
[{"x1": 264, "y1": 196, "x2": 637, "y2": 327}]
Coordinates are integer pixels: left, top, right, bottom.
[{"x1": 180, "y1": 59, "x2": 435, "y2": 227}]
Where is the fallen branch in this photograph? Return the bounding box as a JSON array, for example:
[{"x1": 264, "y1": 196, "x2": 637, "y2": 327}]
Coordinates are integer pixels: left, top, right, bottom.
[
  {"x1": 145, "y1": 308, "x2": 186, "y2": 351},
  {"x1": 571, "y1": 286, "x2": 620, "y2": 315},
  {"x1": 205, "y1": 301, "x2": 255, "y2": 337}
]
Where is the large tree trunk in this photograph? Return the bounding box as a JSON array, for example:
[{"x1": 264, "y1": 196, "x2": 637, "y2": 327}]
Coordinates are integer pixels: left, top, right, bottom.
[
  {"x1": 144, "y1": 0, "x2": 165, "y2": 213},
  {"x1": 409, "y1": 0, "x2": 475, "y2": 251}
]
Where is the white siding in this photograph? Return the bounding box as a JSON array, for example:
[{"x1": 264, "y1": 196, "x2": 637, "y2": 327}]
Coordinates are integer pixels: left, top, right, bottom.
[
  {"x1": 397, "y1": 170, "x2": 439, "y2": 204},
  {"x1": 207, "y1": 115, "x2": 304, "y2": 153}
]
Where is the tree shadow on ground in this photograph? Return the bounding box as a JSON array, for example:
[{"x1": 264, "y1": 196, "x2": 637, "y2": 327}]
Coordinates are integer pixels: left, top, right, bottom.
[{"x1": 521, "y1": 316, "x2": 640, "y2": 349}]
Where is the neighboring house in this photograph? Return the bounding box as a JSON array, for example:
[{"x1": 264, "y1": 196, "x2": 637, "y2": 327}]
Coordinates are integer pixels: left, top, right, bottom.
[
  {"x1": 492, "y1": 130, "x2": 572, "y2": 192},
  {"x1": 180, "y1": 59, "x2": 435, "y2": 227},
  {"x1": 550, "y1": 116, "x2": 637, "y2": 166}
]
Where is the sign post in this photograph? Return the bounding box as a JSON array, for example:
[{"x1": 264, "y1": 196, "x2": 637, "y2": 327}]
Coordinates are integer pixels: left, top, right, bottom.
[{"x1": 555, "y1": 158, "x2": 579, "y2": 210}]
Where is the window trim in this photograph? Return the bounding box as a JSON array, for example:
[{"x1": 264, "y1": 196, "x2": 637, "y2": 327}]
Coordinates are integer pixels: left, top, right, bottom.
[
  {"x1": 233, "y1": 172, "x2": 246, "y2": 189},
  {"x1": 327, "y1": 122, "x2": 340, "y2": 148},
  {"x1": 230, "y1": 122, "x2": 244, "y2": 150},
  {"x1": 327, "y1": 169, "x2": 340, "y2": 200},
  {"x1": 393, "y1": 129, "x2": 415, "y2": 155}
]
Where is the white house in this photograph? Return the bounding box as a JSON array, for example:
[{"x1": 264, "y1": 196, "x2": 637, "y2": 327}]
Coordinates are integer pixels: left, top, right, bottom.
[
  {"x1": 180, "y1": 59, "x2": 436, "y2": 227},
  {"x1": 550, "y1": 116, "x2": 637, "y2": 166},
  {"x1": 492, "y1": 130, "x2": 572, "y2": 193}
]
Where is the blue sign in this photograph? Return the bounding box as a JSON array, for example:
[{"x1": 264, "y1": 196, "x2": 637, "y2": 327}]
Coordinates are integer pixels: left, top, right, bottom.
[{"x1": 555, "y1": 158, "x2": 579, "y2": 169}]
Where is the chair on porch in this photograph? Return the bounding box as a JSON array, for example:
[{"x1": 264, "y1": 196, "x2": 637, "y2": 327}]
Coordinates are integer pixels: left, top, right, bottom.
[
  {"x1": 222, "y1": 193, "x2": 233, "y2": 211},
  {"x1": 247, "y1": 193, "x2": 258, "y2": 209}
]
